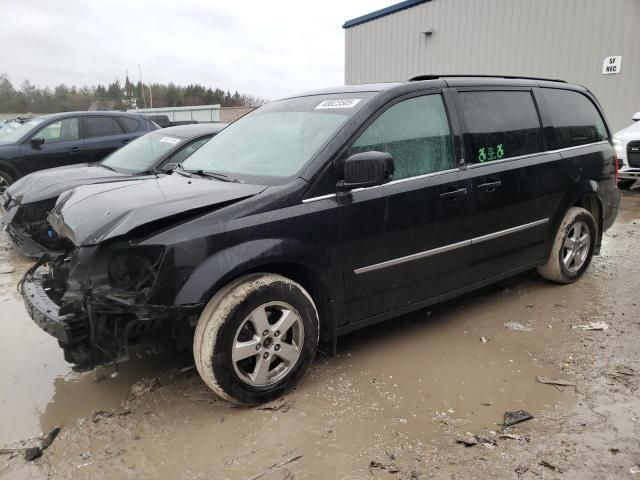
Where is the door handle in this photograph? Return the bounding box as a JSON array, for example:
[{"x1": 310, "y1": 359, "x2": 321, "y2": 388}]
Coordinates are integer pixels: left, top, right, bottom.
[
  {"x1": 477, "y1": 180, "x2": 502, "y2": 192},
  {"x1": 122, "y1": 139, "x2": 130, "y2": 145},
  {"x1": 440, "y1": 187, "x2": 468, "y2": 201},
  {"x1": 69, "y1": 147, "x2": 81, "y2": 154}
]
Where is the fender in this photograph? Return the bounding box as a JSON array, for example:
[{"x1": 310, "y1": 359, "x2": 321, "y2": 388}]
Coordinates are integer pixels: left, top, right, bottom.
[
  {"x1": 172, "y1": 237, "x2": 344, "y2": 353},
  {"x1": 174, "y1": 236, "x2": 341, "y2": 305}
]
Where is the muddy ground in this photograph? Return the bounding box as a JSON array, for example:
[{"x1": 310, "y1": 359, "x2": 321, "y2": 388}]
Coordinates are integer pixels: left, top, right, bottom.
[{"x1": 1, "y1": 192, "x2": 639, "y2": 480}]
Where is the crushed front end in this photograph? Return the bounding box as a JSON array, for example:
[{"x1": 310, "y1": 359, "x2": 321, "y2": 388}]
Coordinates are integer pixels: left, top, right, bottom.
[
  {"x1": 1, "y1": 194, "x2": 70, "y2": 257},
  {"x1": 20, "y1": 243, "x2": 203, "y2": 371}
]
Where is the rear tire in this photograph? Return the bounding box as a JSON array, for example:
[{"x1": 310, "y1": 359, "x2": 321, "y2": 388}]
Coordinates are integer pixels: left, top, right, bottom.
[
  {"x1": 194, "y1": 274, "x2": 319, "y2": 405},
  {"x1": 537, "y1": 207, "x2": 596, "y2": 284}
]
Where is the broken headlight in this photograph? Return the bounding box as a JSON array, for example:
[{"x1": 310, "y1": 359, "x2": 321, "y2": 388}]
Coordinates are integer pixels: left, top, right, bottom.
[{"x1": 107, "y1": 247, "x2": 164, "y2": 292}]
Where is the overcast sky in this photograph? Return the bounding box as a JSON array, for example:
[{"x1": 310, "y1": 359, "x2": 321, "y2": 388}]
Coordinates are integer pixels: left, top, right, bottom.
[{"x1": 0, "y1": 0, "x2": 392, "y2": 100}]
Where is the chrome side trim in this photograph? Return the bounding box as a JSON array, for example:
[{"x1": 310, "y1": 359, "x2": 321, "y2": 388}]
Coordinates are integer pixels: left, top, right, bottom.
[
  {"x1": 354, "y1": 217, "x2": 549, "y2": 275},
  {"x1": 302, "y1": 193, "x2": 337, "y2": 204},
  {"x1": 351, "y1": 168, "x2": 460, "y2": 193},
  {"x1": 470, "y1": 218, "x2": 549, "y2": 244},
  {"x1": 354, "y1": 239, "x2": 471, "y2": 275}
]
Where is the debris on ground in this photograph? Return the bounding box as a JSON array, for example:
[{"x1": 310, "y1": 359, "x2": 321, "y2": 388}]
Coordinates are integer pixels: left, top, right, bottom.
[
  {"x1": 0, "y1": 427, "x2": 61, "y2": 462},
  {"x1": 455, "y1": 433, "x2": 478, "y2": 447},
  {"x1": 614, "y1": 365, "x2": 636, "y2": 376},
  {"x1": 539, "y1": 460, "x2": 563, "y2": 473},
  {"x1": 0, "y1": 265, "x2": 15, "y2": 274},
  {"x1": 630, "y1": 465, "x2": 640, "y2": 474},
  {"x1": 536, "y1": 376, "x2": 575, "y2": 387},
  {"x1": 256, "y1": 398, "x2": 293, "y2": 412},
  {"x1": 128, "y1": 377, "x2": 161, "y2": 401},
  {"x1": 369, "y1": 460, "x2": 399, "y2": 473},
  {"x1": 91, "y1": 409, "x2": 131, "y2": 423},
  {"x1": 572, "y1": 321, "x2": 609, "y2": 331},
  {"x1": 515, "y1": 466, "x2": 529, "y2": 478},
  {"x1": 504, "y1": 322, "x2": 533, "y2": 332},
  {"x1": 498, "y1": 433, "x2": 521, "y2": 440},
  {"x1": 245, "y1": 454, "x2": 303, "y2": 480},
  {"x1": 455, "y1": 433, "x2": 496, "y2": 448},
  {"x1": 480, "y1": 336, "x2": 487, "y2": 343},
  {"x1": 503, "y1": 410, "x2": 534, "y2": 428}
]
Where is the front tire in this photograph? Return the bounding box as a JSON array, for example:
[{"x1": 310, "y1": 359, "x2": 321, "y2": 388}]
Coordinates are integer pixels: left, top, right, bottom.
[
  {"x1": 537, "y1": 207, "x2": 596, "y2": 284},
  {"x1": 618, "y1": 179, "x2": 636, "y2": 190},
  {"x1": 0, "y1": 170, "x2": 14, "y2": 193},
  {"x1": 194, "y1": 274, "x2": 319, "y2": 405}
]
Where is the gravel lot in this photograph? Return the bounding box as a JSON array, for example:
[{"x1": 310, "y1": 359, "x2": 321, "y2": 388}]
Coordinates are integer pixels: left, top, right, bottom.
[{"x1": 1, "y1": 191, "x2": 639, "y2": 480}]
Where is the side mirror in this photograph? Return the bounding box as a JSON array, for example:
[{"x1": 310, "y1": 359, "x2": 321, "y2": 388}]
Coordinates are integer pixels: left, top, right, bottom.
[
  {"x1": 161, "y1": 162, "x2": 178, "y2": 172},
  {"x1": 632, "y1": 112, "x2": 640, "y2": 122},
  {"x1": 337, "y1": 151, "x2": 395, "y2": 191},
  {"x1": 30, "y1": 137, "x2": 45, "y2": 148}
]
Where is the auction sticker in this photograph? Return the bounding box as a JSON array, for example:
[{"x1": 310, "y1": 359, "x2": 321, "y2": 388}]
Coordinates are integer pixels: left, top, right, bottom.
[
  {"x1": 315, "y1": 99, "x2": 361, "y2": 110},
  {"x1": 159, "y1": 137, "x2": 181, "y2": 145}
]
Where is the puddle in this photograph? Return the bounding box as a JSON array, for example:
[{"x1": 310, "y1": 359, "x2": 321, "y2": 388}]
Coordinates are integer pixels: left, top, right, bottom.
[{"x1": 0, "y1": 240, "x2": 182, "y2": 446}]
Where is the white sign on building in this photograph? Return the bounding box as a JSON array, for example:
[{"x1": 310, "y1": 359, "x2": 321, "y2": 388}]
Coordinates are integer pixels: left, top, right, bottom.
[{"x1": 602, "y1": 56, "x2": 622, "y2": 75}]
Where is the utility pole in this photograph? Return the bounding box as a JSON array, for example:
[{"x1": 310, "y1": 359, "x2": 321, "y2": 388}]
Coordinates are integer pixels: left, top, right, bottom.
[{"x1": 138, "y1": 63, "x2": 147, "y2": 109}]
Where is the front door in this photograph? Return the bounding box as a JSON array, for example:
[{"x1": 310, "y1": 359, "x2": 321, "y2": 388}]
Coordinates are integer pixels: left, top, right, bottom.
[
  {"x1": 20, "y1": 116, "x2": 86, "y2": 173},
  {"x1": 339, "y1": 93, "x2": 473, "y2": 322}
]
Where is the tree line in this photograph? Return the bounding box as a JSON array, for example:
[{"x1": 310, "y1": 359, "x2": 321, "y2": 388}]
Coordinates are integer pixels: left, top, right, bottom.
[{"x1": 0, "y1": 74, "x2": 265, "y2": 113}]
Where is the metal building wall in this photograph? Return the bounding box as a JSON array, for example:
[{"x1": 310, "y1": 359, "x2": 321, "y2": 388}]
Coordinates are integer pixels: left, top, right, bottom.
[{"x1": 344, "y1": 0, "x2": 639, "y2": 131}]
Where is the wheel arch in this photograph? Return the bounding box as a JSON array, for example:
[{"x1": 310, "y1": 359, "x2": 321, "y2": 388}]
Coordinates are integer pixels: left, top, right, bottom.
[
  {"x1": 0, "y1": 160, "x2": 19, "y2": 183},
  {"x1": 174, "y1": 239, "x2": 339, "y2": 354},
  {"x1": 550, "y1": 181, "x2": 604, "y2": 256}
]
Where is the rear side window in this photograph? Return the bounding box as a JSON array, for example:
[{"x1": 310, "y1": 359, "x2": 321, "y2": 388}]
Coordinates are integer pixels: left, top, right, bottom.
[
  {"x1": 86, "y1": 116, "x2": 124, "y2": 138},
  {"x1": 117, "y1": 116, "x2": 141, "y2": 133},
  {"x1": 543, "y1": 89, "x2": 608, "y2": 149},
  {"x1": 459, "y1": 91, "x2": 543, "y2": 163},
  {"x1": 348, "y1": 94, "x2": 453, "y2": 179}
]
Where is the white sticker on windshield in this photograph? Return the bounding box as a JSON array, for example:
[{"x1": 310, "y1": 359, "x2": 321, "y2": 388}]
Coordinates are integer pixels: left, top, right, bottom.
[
  {"x1": 159, "y1": 137, "x2": 181, "y2": 145},
  {"x1": 315, "y1": 99, "x2": 361, "y2": 110}
]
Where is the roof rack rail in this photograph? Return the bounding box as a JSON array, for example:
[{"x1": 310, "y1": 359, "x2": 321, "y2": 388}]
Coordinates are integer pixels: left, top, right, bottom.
[{"x1": 409, "y1": 74, "x2": 567, "y2": 83}]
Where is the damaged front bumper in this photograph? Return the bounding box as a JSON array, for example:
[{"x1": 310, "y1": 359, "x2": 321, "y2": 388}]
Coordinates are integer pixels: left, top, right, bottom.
[
  {"x1": 19, "y1": 255, "x2": 204, "y2": 370},
  {"x1": 2, "y1": 197, "x2": 70, "y2": 258}
]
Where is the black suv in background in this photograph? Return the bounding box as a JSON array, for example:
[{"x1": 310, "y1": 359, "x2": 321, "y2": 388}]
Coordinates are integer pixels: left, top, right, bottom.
[
  {"x1": 20, "y1": 76, "x2": 620, "y2": 405},
  {"x1": 0, "y1": 111, "x2": 157, "y2": 189}
]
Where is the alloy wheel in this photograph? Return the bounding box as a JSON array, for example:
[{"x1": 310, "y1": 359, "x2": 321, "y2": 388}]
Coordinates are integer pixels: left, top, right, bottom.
[
  {"x1": 231, "y1": 301, "x2": 304, "y2": 387},
  {"x1": 562, "y1": 220, "x2": 590, "y2": 273}
]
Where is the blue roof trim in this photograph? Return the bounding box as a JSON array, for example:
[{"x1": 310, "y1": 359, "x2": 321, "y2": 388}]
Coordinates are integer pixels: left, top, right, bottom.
[{"x1": 343, "y1": 0, "x2": 430, "y2": 29}]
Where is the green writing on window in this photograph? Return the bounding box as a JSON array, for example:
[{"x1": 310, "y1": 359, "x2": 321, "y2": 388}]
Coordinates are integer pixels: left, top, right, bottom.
[{"x1": 477, "y1": 144, "x2": 505, "y2": 162}]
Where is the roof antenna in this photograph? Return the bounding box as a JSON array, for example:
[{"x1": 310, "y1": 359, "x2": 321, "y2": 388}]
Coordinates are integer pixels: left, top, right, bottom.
[{"x1": 138, "y1": 63, "x2": 147, "y2": 109}]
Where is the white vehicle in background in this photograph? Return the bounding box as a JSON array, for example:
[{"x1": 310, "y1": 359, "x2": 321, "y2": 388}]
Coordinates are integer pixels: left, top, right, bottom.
[{"x1": 614, "y1": 112, "x2": 640, "y2": 189}]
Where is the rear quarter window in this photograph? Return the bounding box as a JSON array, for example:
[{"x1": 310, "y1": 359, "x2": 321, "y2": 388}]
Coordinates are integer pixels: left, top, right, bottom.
[
  {"x1": 117, "y1": 116, "x2": 141, "y2": 133},
  {"x1": 542, "y1": 89, "x2": 608, "y2": 149},
  {"x1": 459, "y1": 90, "x2": 543, "y2": 163}
]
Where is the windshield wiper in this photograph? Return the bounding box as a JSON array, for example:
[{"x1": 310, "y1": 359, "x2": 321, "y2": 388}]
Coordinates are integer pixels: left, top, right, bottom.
[{"x1": 99, "y1": 164, "x2": 118, "y2": 172}]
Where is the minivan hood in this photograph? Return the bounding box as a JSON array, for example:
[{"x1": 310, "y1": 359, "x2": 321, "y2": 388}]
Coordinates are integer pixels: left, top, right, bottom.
[
  {"x1": 7, "y1": 164, "x2": 130, "y2": 204},
  {"x1": 48, "y1": 174, "x2": 267, "y2": 246}
]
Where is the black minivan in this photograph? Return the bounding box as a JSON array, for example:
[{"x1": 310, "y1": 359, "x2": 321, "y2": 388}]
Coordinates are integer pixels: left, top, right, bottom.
[{"x1": 20, "y1": 76, "x2": 620, "y2": 404}]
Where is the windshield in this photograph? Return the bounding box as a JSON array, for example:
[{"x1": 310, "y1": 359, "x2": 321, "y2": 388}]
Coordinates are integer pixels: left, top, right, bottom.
[
  {"x1": 0, "y1": 121, "x2": 22, "y2": 136},
  {"x1": 101, "y1": 131, "x2": 185, "y2": 173},
  {"x1": 182, "y1": 93, "x2": 374, "y2": 183},
  {"x1": 0, "y1": 118, "x2": 44, "y2": 144}
]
